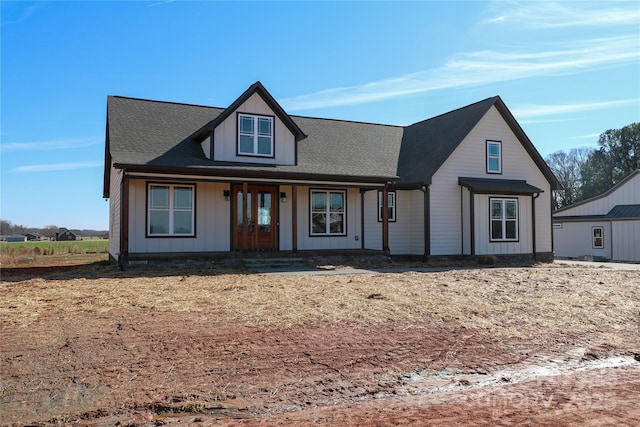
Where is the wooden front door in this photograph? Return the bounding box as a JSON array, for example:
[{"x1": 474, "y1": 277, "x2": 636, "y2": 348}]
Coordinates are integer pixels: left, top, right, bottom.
[{"x1": 233, "y1": 185, "x2": 277, "y2": 250}]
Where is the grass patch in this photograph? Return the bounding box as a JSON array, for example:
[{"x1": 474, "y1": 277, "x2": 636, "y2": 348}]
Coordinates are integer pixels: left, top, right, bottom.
[{"x1": 0, "y1": 240, "x2": 108, "y2": 266}]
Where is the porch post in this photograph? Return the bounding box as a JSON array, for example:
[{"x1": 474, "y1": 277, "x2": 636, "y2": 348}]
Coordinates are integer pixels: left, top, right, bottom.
[
  {"x1": 292, "y1": 185, "x2": 298, "y2": 252},
  {"x1": 242, "y1": 182, "x2": 248, "y2": 251},
  {"x1": 382, "y1": 186, "x2": 389, "y2": 253}
]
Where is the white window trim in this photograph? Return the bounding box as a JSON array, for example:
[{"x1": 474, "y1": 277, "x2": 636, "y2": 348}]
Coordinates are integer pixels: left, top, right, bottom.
[
  {"x1": 147, "y1": 183, "x2": 195, "y2": 237},
  {"x1": 377, "y1": 190, "x2": 396, "y2": 222},
  {"x1": 489, "y1": 197, "x2": 518, "y2": 242},
  {"x1": 310, "y1": 190, "x2": 347, "y2": 236},
  {"x1": 486, "y1": 140, "x2": 502, "y2": 174},
  {"x1": 592, "y1": 226, "x2": 604, "y2": 249},
  {"x1": 238, "y1": 114, "x2": 274, "y2": 157}
]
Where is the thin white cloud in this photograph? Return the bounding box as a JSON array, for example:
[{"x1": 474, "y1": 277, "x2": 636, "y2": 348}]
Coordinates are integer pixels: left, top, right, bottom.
[
  {"x1": 147, "y1": 0, "x2": 177, "y2": 7},
  {"x1": 512, "y1": 99, "x2": 640, "y2": 119},
  {"x1": 569, "y1": 133, "x2": 602, "y2": 140},
  {"x1": 482, "y1": 1, "x2": 640, "y2": 29},
  {"x1": 1, "y1": 4, "x2": 39, "y2": 26},
  {"x1": 13, "y1": 161, "x2": 103, "y2": 173},
  {"x1": 1, "y1": 137, "x2": 100, "y2": 152},
  {"x1": 280, "y1": 36, "x2": 639, "y2": 111}
]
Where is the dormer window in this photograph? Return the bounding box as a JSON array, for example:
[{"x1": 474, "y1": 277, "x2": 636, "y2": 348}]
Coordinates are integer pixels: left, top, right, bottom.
[
  {"x1": 486, "y1": 140, "x2": 502, "y2": 174},
  {"x1": 238, "y1": 113, "x2": 274, "y2": 157}
]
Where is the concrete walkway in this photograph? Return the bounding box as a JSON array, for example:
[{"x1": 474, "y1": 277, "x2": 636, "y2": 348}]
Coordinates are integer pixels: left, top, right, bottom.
[
  {"x1": 553, "y1": 259, "x2": 640, "y2": 271},
  {"x1": 255, "y1": 259, "x2": 640, "y2": 275}
]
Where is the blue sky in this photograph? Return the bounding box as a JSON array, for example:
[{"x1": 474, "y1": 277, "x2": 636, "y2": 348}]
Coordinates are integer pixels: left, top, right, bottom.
[{"x1": 1, "y1": 1, "x2": 638, "y2": 230}]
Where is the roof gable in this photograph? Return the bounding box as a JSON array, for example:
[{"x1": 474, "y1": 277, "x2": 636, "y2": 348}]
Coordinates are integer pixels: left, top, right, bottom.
[
  {"x1": 397, "y1": 97, "x2": 497, "y2": 186},
  {"x1": 192, "y1": 81, "x2": 306, "y2": 143},
  {"x1": 397, "y1": 96, "x2": 560, "y2": 189}
]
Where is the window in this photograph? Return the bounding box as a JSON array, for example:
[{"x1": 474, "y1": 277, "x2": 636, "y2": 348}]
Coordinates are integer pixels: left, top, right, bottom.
[
  {"x1": 378, "y1": 191, "x2": 396, "y2": 222},
  {"x1": 310, "y1": 190, "x2": 346, "y2": 235},
  {"x1": 490, "y1": 198, "x2": 518, "y2": 241},
  {"x1": 238, "y1": 114, "x2": 274, "y2": 157},
  {"x1": 487, "y1": 140, "x2": 502, "y2": 174},
  {"x1": 592, "y1": 227, "x2": 604, "y2": 249},
  {"x1": 148, "y1": 184, "x2": 194, "y2": 236}
]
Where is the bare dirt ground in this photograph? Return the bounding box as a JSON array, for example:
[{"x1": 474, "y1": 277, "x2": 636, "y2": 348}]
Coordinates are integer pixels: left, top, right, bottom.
[{"x1": 1, "y1": 260, "x2": 639, "y2": 426}]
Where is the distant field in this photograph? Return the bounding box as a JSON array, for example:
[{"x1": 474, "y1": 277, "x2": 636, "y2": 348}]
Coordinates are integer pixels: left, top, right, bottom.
[
  {"x1": 0, "y1": 239, "x2": 109, "y2": 267},
  {"x1": 1, "y1": 239, "x2": 108, "y2": 254}
]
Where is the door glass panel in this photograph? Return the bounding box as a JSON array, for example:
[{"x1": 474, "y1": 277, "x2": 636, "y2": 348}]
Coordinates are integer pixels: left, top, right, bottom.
[
  {"x1": 236, "y1": 190, "x2": 252, "y2": 232},
  {"x1": 258, "y1": 191, "x2": 271, "y2": 232}
]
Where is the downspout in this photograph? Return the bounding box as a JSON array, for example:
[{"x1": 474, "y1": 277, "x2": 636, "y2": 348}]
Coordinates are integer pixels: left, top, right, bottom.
[
  {"x1": 532, "y1": 193, "x2": 538, "y2": 260},
  {"x1": 420, "y1": 184, "x2": 430, "y2": 258}
]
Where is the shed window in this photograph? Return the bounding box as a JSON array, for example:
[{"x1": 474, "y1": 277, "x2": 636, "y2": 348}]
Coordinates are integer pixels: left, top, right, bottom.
[{"x1": 592, "y1": 227, "x2": 604, "y2": 249}]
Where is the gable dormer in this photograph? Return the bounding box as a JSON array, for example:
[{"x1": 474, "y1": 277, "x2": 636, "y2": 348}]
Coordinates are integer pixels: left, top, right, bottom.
[{"x1": 194, "y1": 82, "x2": 306, "y2": 165}]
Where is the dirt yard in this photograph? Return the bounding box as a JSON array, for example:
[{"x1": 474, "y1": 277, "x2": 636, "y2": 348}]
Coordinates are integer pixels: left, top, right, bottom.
[{"x1": 1, "y1": 261, "x2": 639, "y2": 426}]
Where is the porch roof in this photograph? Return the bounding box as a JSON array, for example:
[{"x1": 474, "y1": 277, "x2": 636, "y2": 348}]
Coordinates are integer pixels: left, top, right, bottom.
[{"x1": 458, "y1": 177, "x2": 543, "y2": 195}]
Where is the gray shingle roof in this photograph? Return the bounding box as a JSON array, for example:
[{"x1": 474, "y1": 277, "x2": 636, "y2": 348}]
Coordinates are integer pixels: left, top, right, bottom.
[
  {"x1": 106, "y1": 95, "x2": 403, "y2": 182},
  {"x1": 398, "y1": 97, "x2": 498, "y2": 186},
  {"x1": 104, "y1": 87, "x2": 559, "y2": 198}
]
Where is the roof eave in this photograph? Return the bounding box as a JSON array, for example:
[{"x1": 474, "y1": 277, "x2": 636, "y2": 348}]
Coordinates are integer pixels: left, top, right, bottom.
[
  {"x1": 492, "y1": 97, "x2": 562, "y2": 191},
  {"x1": 112, "y1": 163, "x2": 398, "y2": 184}
]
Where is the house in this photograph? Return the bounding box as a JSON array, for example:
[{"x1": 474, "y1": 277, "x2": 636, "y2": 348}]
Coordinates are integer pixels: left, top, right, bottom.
[
  {"x1": 103, "y1": 82, "x2": 559, "y2": 267},
  {"x1": 553, "y1": 170, "x2": 640, "y2": 262},
  {"x1": 56, "y1": 228, "x2": 80, "y2": 241},
  {"x1": 25, "y1": 232, "x2": 46, "y2": 241}
]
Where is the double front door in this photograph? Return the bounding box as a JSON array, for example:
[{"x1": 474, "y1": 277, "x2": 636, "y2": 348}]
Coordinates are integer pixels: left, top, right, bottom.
[{"x1": 233, "y1": 185, "x2": 277, "y2": 250}]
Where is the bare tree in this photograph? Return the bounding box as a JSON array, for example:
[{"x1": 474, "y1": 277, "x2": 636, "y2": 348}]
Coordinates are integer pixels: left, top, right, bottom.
[{"x1": 545, "y1": 147, "x2": 592, "y2": 210}]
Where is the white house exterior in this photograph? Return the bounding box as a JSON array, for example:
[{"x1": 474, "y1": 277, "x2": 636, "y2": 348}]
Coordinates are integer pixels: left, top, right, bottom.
[
  {"x1": 553, "y1": 170, "x2": 640, "y2": 262},
  {"x1": 103, "y1": 82, "x2": 559, "y2": 267}
]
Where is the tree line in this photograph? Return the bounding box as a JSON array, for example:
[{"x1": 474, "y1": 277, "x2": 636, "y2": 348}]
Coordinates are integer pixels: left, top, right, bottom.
[
  {"x1": 545, "y1": 122, "x2": 639, "y2": 210},
  {"x1": 0, "y1": 220, "x2": 108, "y2": 239}
]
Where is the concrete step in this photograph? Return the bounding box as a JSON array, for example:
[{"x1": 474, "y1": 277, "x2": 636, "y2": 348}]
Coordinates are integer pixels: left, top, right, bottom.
[{"x1": 241, "y1": 257, "x2": 310, "y2": 271}]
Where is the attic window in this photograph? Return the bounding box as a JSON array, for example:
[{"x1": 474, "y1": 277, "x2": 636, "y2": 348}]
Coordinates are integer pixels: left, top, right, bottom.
[
  {"x1": 486, "y1": 140, "x2": 502, "y2": 174},
  {"x1": 238, "y1": 114, "x2": 274, "y2": 157}
]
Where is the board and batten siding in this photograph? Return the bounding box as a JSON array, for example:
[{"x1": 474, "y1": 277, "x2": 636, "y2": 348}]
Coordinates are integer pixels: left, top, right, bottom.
[
  {"x1": 295, "y1": 187, "x2": 362, "y2": 251},
  {"x1": 553, "y1": 221, "x2": 611, "y2": 259},
  {"x1": 430, "y1": 105, "x2": 552, "y2": 256},
  {"x1": 208, "y1": 92, "x2": 296, "y2": 165},
  {"x1": 474, "y1": 195, "x2": 533, "y2": 255},
  {"x1": 108, "y1": 163, "x2": 122, "y2": 260},
  {"x1": 127, "y1": 180, "x2": 230, "y2": 253},
  {"x1": 278, "y1": 185, "x2": 293, "y2": 251},
  {"x1": 612, "y1": 220, "x2": 640, "y2": 261},
  {"x1": 556, "y1": 173, "x2": 640, "y2": 217},
  {"x1": 363, "y1": 190, "x2": 424, "y2": 255}
]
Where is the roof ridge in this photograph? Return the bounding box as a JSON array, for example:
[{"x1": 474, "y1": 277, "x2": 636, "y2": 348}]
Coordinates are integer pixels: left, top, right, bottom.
[
  {"x1": 108, "y1": 95, "x2": 224, "y2": 110},
  {"x1": 406, "y1": 96, "x2": 499, "y2": 127},
  {"x1": 290, "y1": 113, "x2": 403, "y2": 129}
]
